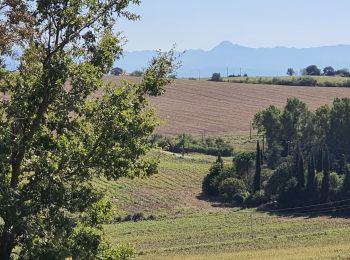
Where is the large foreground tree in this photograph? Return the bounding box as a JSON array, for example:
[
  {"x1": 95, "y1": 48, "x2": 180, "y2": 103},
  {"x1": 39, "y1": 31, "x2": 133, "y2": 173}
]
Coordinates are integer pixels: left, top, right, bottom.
[{"x1": 0, "y1": 0, "x2": 176, "y2": 258}]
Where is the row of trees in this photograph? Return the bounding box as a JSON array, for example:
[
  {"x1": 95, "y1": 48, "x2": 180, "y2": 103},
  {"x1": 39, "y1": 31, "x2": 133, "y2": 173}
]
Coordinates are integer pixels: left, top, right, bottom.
[{"x1": 287, "y1": 66, "x2": 350, "y2": 77}]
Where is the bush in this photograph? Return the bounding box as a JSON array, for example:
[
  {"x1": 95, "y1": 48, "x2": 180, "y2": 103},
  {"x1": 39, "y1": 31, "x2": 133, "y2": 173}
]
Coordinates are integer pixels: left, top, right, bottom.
[
  {"x1": 265, "y1": 161, "x2": 294, "y2": 199},
  {"x1": 330, "y1": 172, "x2": 342, "y2": 193},
  {"x1": 210, "y1": 73, "x2": 222, "y2": 82},
  {"x1": 151, "y1": 134, "x2": 234, "y2": 157},
  {"x1": 218, "y1": 177, "x2": 246, "y2": 202},
  {"x1": 245, "y1": 190, "x2": 267, "y2": 208},
  {"x1": 202, "y1": 163, "x2": 223, "y2": 196},
  {"x1": 271, "y1": 77, "x2": 317, "y2": 87},
  {"x1": 277, "y1": 177, "x2": 299, "y2": 208}
]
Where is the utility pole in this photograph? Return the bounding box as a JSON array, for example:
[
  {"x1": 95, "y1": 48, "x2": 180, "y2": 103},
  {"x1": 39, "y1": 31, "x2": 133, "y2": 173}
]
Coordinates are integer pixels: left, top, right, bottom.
[
  {"x1": 249, "y1": 121, "x2": 252, "y2": 140},
  {"x1": 226, "y1": 66, "x2": 229, "y2": 78},
  {"x1": 262, "y1": 135, "x2": 265, "y2": 153},
  {"x1": 250, "y1": 212, "x2": 254, "y2": 239},
  {"x1": 182, "y1": 133, "x2": 185, "y2": 157},
  {"x1": 240, "y1": 67, "x2": 242, "y2": 77},
  {"x1": 198, "y1": 70, "x2": 201, "y2": 80}
]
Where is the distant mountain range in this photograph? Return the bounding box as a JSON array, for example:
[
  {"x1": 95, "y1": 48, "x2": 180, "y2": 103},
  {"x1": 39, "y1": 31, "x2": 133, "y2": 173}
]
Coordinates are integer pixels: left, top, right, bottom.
[{"x1": 115, "y1": 41, "x2": 350, "y2": 77}]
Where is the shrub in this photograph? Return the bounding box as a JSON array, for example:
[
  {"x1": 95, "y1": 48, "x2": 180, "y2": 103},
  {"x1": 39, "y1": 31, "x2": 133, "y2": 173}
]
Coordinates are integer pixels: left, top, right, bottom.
[
  {"x1": 132, "y1": 212, "x2": 145, "y2": 222},
  {"x1": 277, "y1": 177, "x2": 299, "y2": 208},
  {"x1": 218, "y1": 177, "x2": 246, "y2": 202},
  {"x1": 265, "y1": 161, "x2": 294, "y2": 199},
  {"x1": 245, "y1": 190, "x2": 268, "y2": 208},
  {"x1": 330, "y1": 172, "x2": 342, "y2": 193},
  {"x1": 202, "y1": 163, "x2": 223, "y2": 196},
  {"x1": 232, "y1": 193, "x2": 245, "y2": 206},
  {"x1": 152, "y1": 134, "x2": 234, "y2": 157}
]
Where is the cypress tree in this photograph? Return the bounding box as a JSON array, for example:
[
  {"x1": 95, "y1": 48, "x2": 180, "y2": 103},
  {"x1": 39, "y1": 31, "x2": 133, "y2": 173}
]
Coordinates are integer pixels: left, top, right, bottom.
[
  {"x1": 294, "y1": 141, "x2": 304, "y2": 189},
  {"x1": 339, "y1": 154, "x2": 347, "y2": 175},
  {"x1": 297, "y1": 152, "x2": 305, "y2": 189},
  {"x1": 316, "y1": 147, "x2": 323, "y2": 172},
  {"x1": 306, "y1": 154, "x2": 316, "y2": 196},
  {"x1": 321, "y1": 145, "x2": 330, "y2": 202},
  {"x1": 342, "y1": 166, "x2": 350, "y2": 194},
  {"x1": 253, "y1": 141, "x2": 261, "y2": 192},
  {"x1": 216, "y1": 152, "x2": 223, "y2": 167}
]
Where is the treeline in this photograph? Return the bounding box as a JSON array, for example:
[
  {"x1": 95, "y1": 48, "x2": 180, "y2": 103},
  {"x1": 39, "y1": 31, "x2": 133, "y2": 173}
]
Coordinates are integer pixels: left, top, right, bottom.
[
  {"x1": 151, "y1": 134, "x2": 234, "y2": 156},
  {"x1": 202, "y1": 97, "x2": 350, "y2": 210},
  {"x1": 289, "y1": 65, "x2": 350, "y2": 77}
]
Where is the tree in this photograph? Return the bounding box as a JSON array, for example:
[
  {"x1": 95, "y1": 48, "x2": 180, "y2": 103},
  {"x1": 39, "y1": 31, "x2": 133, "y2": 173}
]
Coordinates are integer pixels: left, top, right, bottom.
[
  {"x1": 210, "y1": 73, "x2": 222, "y2": 81},
  {"x1": 202, "y1": 159, "x2": 224, "y2": 196},
  {"x1": 335, "y1": 68, "x2": 350, "y2": 77},
  {"x1": 296, "y1": 149, "x2": 305, "y2": 189},
  {"x1": 253, "y1": 141, "x2": 261, "y2": 192},
  {"x1": 110, "y1": 67, "x2": 124, "y2": 76},
  {"x1": 321, "y1": 146, "x2": 331, "y2": 202},
  {"x1": 234, "y1": 151, "x2": 255, "y2": 188},
  {"x1": 287, "y1": 68, "x2": 295, "y2": 76},
  {"x1": 316, "y1": 147, "x2": 323, "y2": 172},
  {"x1": 304, "y1": 65, "x2": 321, "y2": 76},
  {"x1": 323, "y1": 66, "x2": 335, "y2": 76},
  {"x1": 306, "y1": 154, "x2": 316, "y2": 196},
  {"x1": 0, "y1": 0, "x2": 177, "y2": 258}
]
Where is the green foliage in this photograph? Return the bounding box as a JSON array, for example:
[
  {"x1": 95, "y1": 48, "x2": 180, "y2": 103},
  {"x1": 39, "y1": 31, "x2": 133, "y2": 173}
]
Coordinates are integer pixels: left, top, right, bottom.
[
  {"x1": 278, "y1": 177, "x2": 299, "y2": 208},
  {"x1": 202, "y1": 160, "x2": 224, "y2": 196},
  {"x1": 0, "y1": 0, "x2": 178, "y2": 258},
  {"x1": 218, "y1": 177, "x2": 246, "y2": 202},
  {"x1": 321, "y1": 146, "x2": 331, "y2": 202},
  {"x1": 329, "y1": 172, "x2": 342, "y2": 193},
  {"x1": 245, "y1": 190, "x2": 267, "y2": 208},
  {"x1": 271, "y1": 76, "x2": 317, "y2": 86},
  {"x1": 152, "y1": 134, "x2": 234, "y2": 156},
  {"x1": 304, "y1": 65, "x2": 321, "y2": 76},
  {"x1": 306, "y1": 155, "x2": 317, "y2": 196},
  {"x1": 265, "y1": 161, "x2": 294, "y2": 199},
  {"x1": 323, "y1": 66, "x2": 335, "y2": 76},
  {"x1": 286, "y1": 68, "x2": 295, "y2": 76},
  {"x1": 253, "y1": 141, "x2": 261, "y2": 192},
  {"x1": 234, "y1": 151, "x2": 255, "y2": 177}
]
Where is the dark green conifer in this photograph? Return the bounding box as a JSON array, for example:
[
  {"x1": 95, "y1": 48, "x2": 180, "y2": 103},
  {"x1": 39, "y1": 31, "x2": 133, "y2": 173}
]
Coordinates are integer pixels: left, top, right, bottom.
[{"x1": 253, "y1": 141, "x2": 261, "y2": 192}]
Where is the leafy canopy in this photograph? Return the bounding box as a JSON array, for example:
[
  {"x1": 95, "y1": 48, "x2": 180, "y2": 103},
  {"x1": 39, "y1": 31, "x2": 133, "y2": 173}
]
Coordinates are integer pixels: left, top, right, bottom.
[{"x1": 0, "y1": 0, "x2": 177, "y2": 259}]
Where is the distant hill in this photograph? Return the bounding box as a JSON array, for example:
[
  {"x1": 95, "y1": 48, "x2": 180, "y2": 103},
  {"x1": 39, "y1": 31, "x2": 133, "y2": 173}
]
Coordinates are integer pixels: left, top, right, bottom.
[{"x1": 116, "y1": 41, "x2": 350, "y2": 77}]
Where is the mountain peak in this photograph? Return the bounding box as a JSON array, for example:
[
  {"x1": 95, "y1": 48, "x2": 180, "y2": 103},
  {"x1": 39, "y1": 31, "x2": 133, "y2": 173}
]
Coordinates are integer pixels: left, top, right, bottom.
[{"x1": 211, "y1": 41, "x2": 246, "y2": 51}]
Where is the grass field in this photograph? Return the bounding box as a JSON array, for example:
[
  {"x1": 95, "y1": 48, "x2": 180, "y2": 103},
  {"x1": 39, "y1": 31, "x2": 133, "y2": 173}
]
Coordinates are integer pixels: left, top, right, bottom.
[
  {"x1": 100, "y1": 151, "x2": 350, "y2": 259},
  {"x1": 105, "y1": 208, "x2": 350, "y2": 259}
]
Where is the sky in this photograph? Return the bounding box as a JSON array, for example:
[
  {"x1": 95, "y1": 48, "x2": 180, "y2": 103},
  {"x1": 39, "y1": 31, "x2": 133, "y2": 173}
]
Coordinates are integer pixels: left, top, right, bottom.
[{"x1": 117, "y1": 0, "x2": 350, "y2": 51}]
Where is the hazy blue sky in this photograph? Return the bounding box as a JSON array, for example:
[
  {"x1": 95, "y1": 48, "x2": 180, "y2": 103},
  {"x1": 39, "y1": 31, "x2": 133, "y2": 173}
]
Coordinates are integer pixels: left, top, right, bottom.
[{"x1": 117, "y1": 0, "x2": 350, "y2": 51}]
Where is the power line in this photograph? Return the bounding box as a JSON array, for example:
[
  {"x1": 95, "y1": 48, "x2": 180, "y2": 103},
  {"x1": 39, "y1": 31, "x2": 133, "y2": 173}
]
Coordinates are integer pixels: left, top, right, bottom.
[{"x1": 267, "y1": 198, "x2": 350, "y2": 213}]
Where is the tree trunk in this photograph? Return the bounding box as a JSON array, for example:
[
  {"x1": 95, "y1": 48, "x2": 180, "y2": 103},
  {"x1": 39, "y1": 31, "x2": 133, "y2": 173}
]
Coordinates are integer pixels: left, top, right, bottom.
[{"x1": 0, "y1": 225, "x2": 14, "y2": 260}]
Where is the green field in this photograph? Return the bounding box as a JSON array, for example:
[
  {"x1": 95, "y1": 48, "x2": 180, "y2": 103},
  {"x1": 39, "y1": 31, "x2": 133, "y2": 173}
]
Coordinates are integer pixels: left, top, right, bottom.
[
  {"x1": 105, "y1": 210, "x2": 350, "y2": 259},
  {"x1": 99, "y1": 148, "x2": 350, "y2": 259}
]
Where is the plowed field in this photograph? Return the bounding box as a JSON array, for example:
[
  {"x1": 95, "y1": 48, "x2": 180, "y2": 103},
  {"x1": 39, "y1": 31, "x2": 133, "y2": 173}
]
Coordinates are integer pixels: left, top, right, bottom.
[{"x1": 149, "y1": 79, "x2": 350, "y2": 135}]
